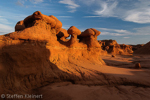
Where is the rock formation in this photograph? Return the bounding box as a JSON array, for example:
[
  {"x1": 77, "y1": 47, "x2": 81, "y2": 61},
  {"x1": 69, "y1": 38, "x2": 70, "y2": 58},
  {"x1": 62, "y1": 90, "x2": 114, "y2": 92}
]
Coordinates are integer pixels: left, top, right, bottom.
[
  {"x1": 57, "y1": 28, "x2": 70, "y2": 41},
  {"x1": 15, "y1": 20, "x2": 25, "y2": 31},
  {"x1": 99, "y1": 39, "x2": 133, "y2": 55},
  {"x1": 131, "y1": 44, "x2": 144, "y2": 51},
  {"x1": 134, "y1": 41, "x2": 150, "y2": 55},
  {"x1": 78, "y1": 28, "x2": 101, "y2": 48},
  {"x1": 49, "y1": 15, "x2": 62, "y2": 34},
  {"x1": 67, "y1": 26, "x2": 81, "y2": 47},
  {"x1": 0, "y1": 11, "x2": 105, "y2": 95},
  {"x1": 135, "y1": 63, "x2": 141, "y2": 69}
]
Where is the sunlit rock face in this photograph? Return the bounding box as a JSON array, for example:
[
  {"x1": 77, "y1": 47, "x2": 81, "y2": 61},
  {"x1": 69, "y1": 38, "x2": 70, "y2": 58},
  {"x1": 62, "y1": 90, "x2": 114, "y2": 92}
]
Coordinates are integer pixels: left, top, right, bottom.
[{"x1": 0, "y1": 11, "x2": 105, "y2": 95}]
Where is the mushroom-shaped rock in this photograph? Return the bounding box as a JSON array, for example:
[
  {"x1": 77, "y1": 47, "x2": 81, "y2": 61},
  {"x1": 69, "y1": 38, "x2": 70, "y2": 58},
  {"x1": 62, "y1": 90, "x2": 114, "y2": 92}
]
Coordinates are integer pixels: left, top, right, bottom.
[
  {"x1": 57, "y1": 28, "x2": 69, "y2": 41},
  {"x1": 67, "y1": 26, "x2": 81, "y2": 47},
  {"x1": 23, "y1": 15, "x2": 34, "y2": 27},
  {"x1": 42, "y1": 15, "x2": 56, "y2": 28},
  {"x1": 23, "y1": 11, "x2": 43, "y2": 28},
  {"x1": 32, "y1": 11, "x2": 43, "y2": 20},
  {"x1": 91, "y1": 28, "x2": 101, "y2": 36},
  {"x1": 23, "y1": 11, "x2": 56, "y2": 28},
  {"x1": 15, "y1": 20, "x2": 25, "y2": 31},
  {"x1": 68, "y1": 26, "x2": 81, "y2": 36},
  {"x1": 91, "y1": 28, "x2": 101, "y2": 39},
  {"x1": 80, "y1": 28, "x2": 100, "y2": 37},
  {"x1": 49, "y1": 15, "x2": 62, "y2": 34},
  {"x1": 9, "y1": 11, "x2": 60, "y2": 43},
  {"x1": 78, "y1": 28, "x2": 101, "y2": 48}
]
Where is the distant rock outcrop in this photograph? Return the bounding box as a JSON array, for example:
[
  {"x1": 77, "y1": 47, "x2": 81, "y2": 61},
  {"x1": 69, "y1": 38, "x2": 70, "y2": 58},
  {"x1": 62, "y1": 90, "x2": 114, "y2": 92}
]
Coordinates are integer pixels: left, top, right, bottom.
[
  {"x1": 131, "y1": 44, "x2": 144, "y2": 51},
  {"x1": 99, "y1": 39, "x2": 133, "y2": 55},
  {"x1": 0, "y1": 11, "x2": 105, "y2": 95},
  {"x1": 134, "y1": 42, "x2": 150, "y2": 55}
]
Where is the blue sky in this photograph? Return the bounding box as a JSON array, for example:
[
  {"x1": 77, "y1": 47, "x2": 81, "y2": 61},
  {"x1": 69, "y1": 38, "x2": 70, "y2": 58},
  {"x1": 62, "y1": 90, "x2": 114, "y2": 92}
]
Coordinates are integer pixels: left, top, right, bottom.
[{"x1": 0, "y1": 0, "x2": 150, "y2": 44}]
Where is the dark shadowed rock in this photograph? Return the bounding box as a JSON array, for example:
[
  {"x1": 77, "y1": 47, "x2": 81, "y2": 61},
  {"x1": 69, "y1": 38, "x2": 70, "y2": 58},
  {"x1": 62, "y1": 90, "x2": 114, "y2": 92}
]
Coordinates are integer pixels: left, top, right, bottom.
[
  {"x1": 135, "y1": 63, "x2": 141, "y2": 69},
  {"x1": 134, "y1": 42, "x2": 150, "y2": 55}
]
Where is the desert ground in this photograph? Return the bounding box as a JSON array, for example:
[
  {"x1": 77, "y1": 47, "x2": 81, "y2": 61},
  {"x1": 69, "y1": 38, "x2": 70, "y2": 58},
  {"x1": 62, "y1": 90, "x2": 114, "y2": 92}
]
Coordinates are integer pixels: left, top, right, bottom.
[{"x1": 35, "y1": 54, "x2": 150, "y2": 100}]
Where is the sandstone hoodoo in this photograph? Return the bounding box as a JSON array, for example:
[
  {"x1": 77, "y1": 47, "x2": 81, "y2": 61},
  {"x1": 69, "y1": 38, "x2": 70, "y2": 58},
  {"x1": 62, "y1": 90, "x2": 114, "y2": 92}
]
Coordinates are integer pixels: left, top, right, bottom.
[
  {"x1": 67, "y1": 26, "x2": 81, "y2": 47},
  {"x1": 15, "y1": 20, "x2": 25, "y2": 31},
  {"x1": 57, "y1": 28, "x2": 69, "y2": 41},
  {"x1": 78, "y1": 28, "x2": 101, "y2": 48},
  {"x1": 0, "y1": 11, "x2": 105, "y2": 95},
  {"x1": 49, "y1": 15, "x2": 62, "y2": 34}
]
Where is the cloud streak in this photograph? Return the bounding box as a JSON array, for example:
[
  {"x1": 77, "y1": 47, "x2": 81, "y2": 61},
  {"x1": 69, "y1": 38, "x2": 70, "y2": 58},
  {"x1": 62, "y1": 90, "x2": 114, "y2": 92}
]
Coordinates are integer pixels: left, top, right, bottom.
[
  {"x1": 16, "y1": 0, "x2": 24, "y2": 6},
  {"x1": 96, "y1": 26, "x2": 150, "y2": 36},
  {"x1": 59, "y1": 0, "x2": 80, "y2": 12},
  {"x1": 0, "y1": 24, "x2": 14, "y2": 35},
  {"x1": 94, "y1": 1, "x2": 118, "y2": 17},
  {"x1": 82, "y1": 0, "x2": 150, "y2": 23},
  {"x1": 29, "y1": 0, "x2": 44, "y2": 4}
]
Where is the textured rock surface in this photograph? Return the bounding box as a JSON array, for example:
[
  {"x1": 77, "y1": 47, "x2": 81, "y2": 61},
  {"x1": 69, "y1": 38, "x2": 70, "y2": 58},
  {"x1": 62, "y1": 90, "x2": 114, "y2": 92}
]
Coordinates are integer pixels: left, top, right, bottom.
[
  {"x1": 57, "y1": 28, "x2": 69, "y2": 41},
  {"x1": 134, "y1": 42, "x2": 150, "y2": 55},
  {"x1": 131, "y1": 44, "x2": 144, "y2": 51},
  {"x1": 78, "y1": 28, "x2": 101, "y2": 48},
  {"x1": 0, "y1": 11, "x2": 104, "y2": 96},
  {"x1": 99, "y1": 40, "x2": 133, "y2": 55}
]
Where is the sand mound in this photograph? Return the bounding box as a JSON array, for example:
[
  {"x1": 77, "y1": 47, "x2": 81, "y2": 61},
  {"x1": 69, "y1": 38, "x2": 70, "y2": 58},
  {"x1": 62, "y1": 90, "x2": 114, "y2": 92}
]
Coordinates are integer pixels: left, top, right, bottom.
[{"x1": 134, "y1": 41, "x2": 150, "y2": 55}]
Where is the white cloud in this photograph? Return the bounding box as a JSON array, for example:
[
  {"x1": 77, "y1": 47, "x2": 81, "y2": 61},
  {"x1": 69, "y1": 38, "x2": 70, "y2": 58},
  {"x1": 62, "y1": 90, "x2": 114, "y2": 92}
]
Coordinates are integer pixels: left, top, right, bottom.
[
  {"x1": 57, "y1": 16, "x2": 72, "y2": 18},
  {"x1": 62, "y1": 25, "x2": 71, "y2": 30},
  {"x1": 59, "y1": 0, "x2": 80, "y2": 12},
  {"x1": 94, "y1": 1, "x2": 118, "y2": 17},
  {"x1": 123, "y1": 8, "x2": 150, "y2": 23},
  {"x1": 29, "y1": 0, "x2": 43, "y2": 4},
  {"x1": 123, "y1": 37, "x2": 130, "y2": 39},
  {"x1": 133, "y1": 26, "x2": 150, "y2": 35},
  {"x1": 83, "y1": 16, "x2": 101, "y2": 18},
  {"x1": 16, "y1": 0, "x2": 24, "y2": 6},
  {"x1": 0, "y1": 24, "x2": 14, "y2": 35},
  {"x1": 0, "y1": 17, "x2": 12, "y2": 25},
  {"x1": 96, "y1": 26, "x2": 150, "y2": 36},
  {"x1": 82, "y1": 0, "x2": 150, "y2": 23},
  {"x1": 96, "y1": 28, "x2": 131, "y2": 36},
  {"x1": 78, "y1": 0, "x2": 97, "y2": 6}
]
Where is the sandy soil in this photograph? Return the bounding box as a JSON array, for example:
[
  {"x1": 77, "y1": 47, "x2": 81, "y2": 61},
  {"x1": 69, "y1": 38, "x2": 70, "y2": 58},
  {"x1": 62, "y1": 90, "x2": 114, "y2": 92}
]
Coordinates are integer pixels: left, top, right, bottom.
[
  {"x1": 35, "y1": 54, "x2": 150, "y2": 100},
  {"x1": 36, "y1": 83, "x2": 150, "y2": 100}
]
